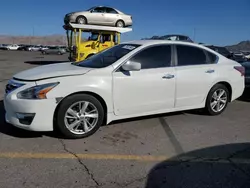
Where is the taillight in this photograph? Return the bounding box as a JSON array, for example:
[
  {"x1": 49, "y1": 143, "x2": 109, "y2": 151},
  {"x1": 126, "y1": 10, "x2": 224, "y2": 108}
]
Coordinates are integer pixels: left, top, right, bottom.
[{"x1": 234, "y1": 66, "x2": 245, "y2": 76}]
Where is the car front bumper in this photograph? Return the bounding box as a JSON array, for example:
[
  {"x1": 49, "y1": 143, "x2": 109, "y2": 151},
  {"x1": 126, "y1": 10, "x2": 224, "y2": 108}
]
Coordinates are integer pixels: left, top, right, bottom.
[
  {"x1": 4, "y1": 94, "x2": 57, "y2": 132},
  {"x1": 64, "y1": 15, "x2": 77, "y2": 24}
]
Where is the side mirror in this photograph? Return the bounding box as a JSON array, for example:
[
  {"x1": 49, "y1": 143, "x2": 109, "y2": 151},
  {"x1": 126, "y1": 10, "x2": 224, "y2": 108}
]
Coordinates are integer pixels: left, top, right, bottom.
[{"x1": 121, "y1": 61, "x2": 141, "y2": 71}]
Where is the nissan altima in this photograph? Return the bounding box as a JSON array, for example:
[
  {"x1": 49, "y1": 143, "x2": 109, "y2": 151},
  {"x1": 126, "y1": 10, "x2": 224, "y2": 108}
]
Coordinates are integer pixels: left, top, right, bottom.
[{"x1": 4, "y1": 40, "x2": 245, "y2": 138}]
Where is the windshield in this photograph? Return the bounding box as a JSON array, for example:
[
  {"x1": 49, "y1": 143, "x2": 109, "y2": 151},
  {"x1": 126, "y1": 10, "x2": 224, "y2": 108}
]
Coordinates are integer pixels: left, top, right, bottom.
[
  {"x1": 74, "y1": 44, "x2": 141, "y2": 68},
  {"x1": 88, "y1": 33, "x2": 99, "y2": 41}
]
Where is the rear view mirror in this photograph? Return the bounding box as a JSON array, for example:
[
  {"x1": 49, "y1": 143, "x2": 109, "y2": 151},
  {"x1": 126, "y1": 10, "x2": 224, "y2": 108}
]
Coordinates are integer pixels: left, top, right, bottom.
[{"x1": 122, "y1": 61, "x2": 141, "y2": 71}]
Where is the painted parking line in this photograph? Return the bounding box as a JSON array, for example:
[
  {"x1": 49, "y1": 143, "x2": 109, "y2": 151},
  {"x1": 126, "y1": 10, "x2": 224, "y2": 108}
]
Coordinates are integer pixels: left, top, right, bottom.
[
  {"x1": 0, "y1": 152, "x2": 249, "y2": 164},
  {"x1": 0, "y1": 152, "x2": 250, "y2": 165},
  {"x1": 0, "y1": 152, "x2": 168, "y2": 162}
]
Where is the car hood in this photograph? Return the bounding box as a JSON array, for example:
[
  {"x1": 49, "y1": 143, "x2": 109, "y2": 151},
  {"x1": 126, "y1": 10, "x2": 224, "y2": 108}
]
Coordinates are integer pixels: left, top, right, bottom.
[
  {"x1": 69, "y1": 11, "x2": 88, "y2": 15},
  {"x1": 13, "y1": 62, "x2": 92, "y2": 81}
]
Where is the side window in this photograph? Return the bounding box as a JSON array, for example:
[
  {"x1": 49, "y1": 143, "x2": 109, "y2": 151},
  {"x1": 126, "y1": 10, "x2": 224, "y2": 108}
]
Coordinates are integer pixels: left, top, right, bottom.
[
  {"x1": 176, "y1": 45, "x2": 207, "y2": 66},
  {"x1": 113, "y1": 35, "x2": 118, "y2": 44},
  {"x1": 106, "y1": 8, "x2": 118, "y2": 14},
  {"x1": 206, "y1": 51, "x2": 218, "y2": 64},
  {"x1": 129, "y1": 45, "x2": 172, "y2": 69},
  {"x1": 178, "y1": 36, "x2": 187, "y2": 41},
  {"x1": 92, "y1": 7, "x2": 105, "y2": 13}
]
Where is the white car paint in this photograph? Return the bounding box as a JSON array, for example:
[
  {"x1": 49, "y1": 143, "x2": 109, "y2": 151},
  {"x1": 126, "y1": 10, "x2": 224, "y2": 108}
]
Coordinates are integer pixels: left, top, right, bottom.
[
  {"x1": 4, "y1": 40, "x2": 245, "y2": 133},
  {"x1": 6, "y1": 44, "x2": 19, "y2": 50},
  {"x1": 28, "y1": 46, "x2": 41, "y2": 51}
]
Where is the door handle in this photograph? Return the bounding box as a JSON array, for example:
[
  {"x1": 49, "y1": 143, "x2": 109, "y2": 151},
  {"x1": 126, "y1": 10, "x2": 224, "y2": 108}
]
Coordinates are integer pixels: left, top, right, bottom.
[
  {"x1": 162, "y1": 74, "x2": 175, "y2": 79},
  {"x1": 205, "y1": 69, "x2": 215, "y2": 73}
]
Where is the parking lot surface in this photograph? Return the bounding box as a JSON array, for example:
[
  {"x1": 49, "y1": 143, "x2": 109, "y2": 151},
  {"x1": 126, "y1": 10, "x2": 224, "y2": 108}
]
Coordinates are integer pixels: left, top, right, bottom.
[{"x1": 0, "y1": 50, "x2": 250, "y2": 188}]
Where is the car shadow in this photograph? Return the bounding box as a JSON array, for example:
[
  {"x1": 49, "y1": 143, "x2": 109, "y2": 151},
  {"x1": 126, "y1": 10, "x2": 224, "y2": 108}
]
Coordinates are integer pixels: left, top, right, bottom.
[
  {"x1": 238, "y1": 88, "x2": 250, "y2": 102},
  {"x1": 145, "y1": 143, "x2": 250, "y2": 188},
  {"x1": 24, "y1": 61, "x2": 69, "y2": 65},
  {"x1": 0, "y1": 97, "x2": 208, "y2": 139}
]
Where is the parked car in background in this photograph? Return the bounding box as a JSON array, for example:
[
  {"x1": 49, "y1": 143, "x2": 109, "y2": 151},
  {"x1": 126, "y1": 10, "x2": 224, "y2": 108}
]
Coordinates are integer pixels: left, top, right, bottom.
[
  {"x1": 41, "y1": 46, "x2": 66, "y2": 55},
  {"x1": 242, "y1": 51, "x2": 250, "y2": 60},
  {"x1": 5, "y1": 44, "x2": 19, "y2": 50},
  {"x1": 205, "y1": 45, "x2": 234, "y2": 59},
  {"x1": 143, "y1": 34, "x2": 193, "y2": 43},
  {"x1": 4, "y1": 40, "x2": 245, "y2": 138},
  {"x1": 233, "y1": 52, "x2": 248, "y2": 63},
  {"x1": 241, "y1": 61, "x2": 250, "y2": 87},
  {"x1": 0, "y1": 44, "x2": 9, "y2": 50},
  {"x1": 28, "y1": 45, "x2": 41, "y2": 51},
  {"x1": 40, "y1": 46, "x2": 49, "y2": 51},
  {"x1": 64, "y1": 6, "x2": 133, "y2": 27},
  {"x1": 17, "y1": 44, "x2": 30, "y2": 51}
]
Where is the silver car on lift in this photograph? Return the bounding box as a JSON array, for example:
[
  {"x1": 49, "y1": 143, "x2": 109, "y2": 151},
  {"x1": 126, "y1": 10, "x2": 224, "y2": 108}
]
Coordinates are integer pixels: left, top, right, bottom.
[{"x1": 64, "y1": 6, "x2": 133, "y2": 28}]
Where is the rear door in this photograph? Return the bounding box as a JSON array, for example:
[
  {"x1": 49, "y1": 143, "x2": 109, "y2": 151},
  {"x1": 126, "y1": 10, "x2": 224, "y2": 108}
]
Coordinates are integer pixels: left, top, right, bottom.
[
  {"x1": 174, "y1": 44, "x2": 218, "y2": 108},
  {"x1": 104, "y1": 7, "x2": 120, "y2": 24},
  {"x1": 88, "y1": 7, "x2": 106, "y2": 24}
]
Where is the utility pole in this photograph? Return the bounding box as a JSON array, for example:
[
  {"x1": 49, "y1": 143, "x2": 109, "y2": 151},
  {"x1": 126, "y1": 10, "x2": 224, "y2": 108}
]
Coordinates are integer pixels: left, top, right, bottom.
[{"x1": 32, "y1": 26, "x2": 35, "y2": 45}]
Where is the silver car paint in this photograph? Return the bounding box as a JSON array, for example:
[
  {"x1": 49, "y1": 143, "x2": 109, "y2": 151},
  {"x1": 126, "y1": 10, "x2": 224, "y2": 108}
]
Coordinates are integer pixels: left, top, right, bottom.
[{"x1": 64, "y1": 6, "x2": 132, "y2": 27}]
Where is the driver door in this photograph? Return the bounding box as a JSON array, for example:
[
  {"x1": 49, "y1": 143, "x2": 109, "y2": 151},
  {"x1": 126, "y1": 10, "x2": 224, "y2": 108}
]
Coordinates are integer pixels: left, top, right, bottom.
[
  {"x1": 113, "y1": 44, "x2": 176, "y2": 116},
  {"x1": 88, "y1": 7, "x2": 106, "y2": 24}
]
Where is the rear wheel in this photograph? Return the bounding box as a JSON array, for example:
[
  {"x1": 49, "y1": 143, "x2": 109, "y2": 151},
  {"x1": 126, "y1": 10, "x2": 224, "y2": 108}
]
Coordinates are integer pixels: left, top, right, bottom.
[
  {"x1": 205, "y1": 84, "x2": 229, "y2": 115},
  {"x1": 76, "y1": 16, "x2": 87, "y2": 24},
  {"x1": 56, "y1": 94, "x2": 104, "y2": 139}
]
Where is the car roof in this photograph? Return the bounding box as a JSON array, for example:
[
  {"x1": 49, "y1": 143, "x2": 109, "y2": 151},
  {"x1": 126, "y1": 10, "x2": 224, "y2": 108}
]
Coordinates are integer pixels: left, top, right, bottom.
[
  {"x1": 122, "y1": 39, "x2": 203, "y2": 47},
  {"x1": 93, "y1": 5, "x2": 124, "y2": 14},
  {"x1": 122, "y1": 40, "x2": 226, "y2": 58}
]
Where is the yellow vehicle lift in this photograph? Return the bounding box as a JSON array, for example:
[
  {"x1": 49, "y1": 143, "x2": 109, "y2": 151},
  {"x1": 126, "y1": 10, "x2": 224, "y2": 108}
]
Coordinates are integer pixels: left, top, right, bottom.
[{"x1": 63, "y1": 23, "x2": 132, "y2": 62}]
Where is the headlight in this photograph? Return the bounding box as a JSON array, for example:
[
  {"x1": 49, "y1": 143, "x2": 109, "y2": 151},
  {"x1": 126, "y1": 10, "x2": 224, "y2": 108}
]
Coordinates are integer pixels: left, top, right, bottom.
[{"x1": 17, "y1": 82, "x2": 59, "y2": 99}]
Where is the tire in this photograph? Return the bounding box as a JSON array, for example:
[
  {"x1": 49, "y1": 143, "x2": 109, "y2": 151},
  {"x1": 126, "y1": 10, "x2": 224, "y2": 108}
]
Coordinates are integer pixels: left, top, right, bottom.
[
  {"x1": 56, "y1": 94, "x2": 104, "y2": 139},
  {"x1": 115, "y1": 20, "x2": 125, "y2": 27},
  {"x1": 76, "y1": 16, "x2": 87, "y2": 24},
  {"x1": 205, "y1": 84, "x2": 229, "y2": 115},
  {"x1": 58, "y1": 52, "x2": 62, "y2": 55}
]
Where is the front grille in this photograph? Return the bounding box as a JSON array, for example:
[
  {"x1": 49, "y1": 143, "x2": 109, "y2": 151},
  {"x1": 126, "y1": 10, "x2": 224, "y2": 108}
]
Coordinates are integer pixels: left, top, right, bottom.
[
  {"x1": 64, "y1": 16, "x2": 70, "y2": 24},
  {"x1": 5, "y1": 80, "x2": 25, "y2": 94}
]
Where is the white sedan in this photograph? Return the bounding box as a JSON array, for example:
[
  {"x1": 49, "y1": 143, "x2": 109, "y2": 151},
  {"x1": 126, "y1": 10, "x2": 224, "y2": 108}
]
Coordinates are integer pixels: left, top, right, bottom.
[
  {"x1": 4, "y1": 40, "x2": 245, "y2": 138},
  {"x1": 6, "y1": 44, "x2": 19, "y2": 50}
]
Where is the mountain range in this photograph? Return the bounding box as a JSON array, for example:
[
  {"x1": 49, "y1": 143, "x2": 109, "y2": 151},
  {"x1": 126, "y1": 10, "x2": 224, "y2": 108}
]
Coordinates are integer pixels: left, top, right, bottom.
[
  {"x1": 0, "y1": 35, "x2": 67, "y2": 45},
  {"x1": 0, "y1": 34, "x2": 249, "y2": 51}
]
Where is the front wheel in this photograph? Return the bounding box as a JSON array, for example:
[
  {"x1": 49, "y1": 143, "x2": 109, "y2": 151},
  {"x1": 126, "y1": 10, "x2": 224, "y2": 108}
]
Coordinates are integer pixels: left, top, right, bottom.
[
  {"x1": 205, "y1": 84, "x2": 229, "y2": 115},
  {"x1": 56, "y1": 94, "x2": 104, "y2": 139}
]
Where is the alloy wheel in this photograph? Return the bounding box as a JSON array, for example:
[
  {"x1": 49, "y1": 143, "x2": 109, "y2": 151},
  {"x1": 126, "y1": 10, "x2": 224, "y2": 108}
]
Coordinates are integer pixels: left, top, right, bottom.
[
  {"x1": 210, "y1": 89, "x2": 228, "y2": 113},
  {"x1": 64, "y1": 101, "x2": 99, "y2": 135}
]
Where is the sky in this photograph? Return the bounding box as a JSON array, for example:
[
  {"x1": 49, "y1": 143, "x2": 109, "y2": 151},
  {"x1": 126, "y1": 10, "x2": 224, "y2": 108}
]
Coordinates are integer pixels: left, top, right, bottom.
[{"x1": 0, "y1": 0, "x2": 249, "y2": 46}]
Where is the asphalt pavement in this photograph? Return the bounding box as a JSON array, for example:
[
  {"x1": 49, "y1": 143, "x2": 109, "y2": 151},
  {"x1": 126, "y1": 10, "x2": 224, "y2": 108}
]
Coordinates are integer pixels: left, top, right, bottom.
[{"x1": 0, "y1": 50, "x2": 250, "y2": 188}]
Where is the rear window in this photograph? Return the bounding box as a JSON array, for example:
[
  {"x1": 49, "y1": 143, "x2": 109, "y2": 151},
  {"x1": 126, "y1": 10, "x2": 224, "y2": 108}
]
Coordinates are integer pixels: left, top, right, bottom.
[{"x1": 75, "y1": 44, "x2": 141, "y2": 68}]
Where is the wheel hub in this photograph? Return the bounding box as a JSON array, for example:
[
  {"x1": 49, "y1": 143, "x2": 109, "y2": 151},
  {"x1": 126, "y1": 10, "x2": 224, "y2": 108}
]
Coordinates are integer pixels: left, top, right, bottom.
[{"x1": 64, "y1": 101, "x2": 99, "y2": 135}]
